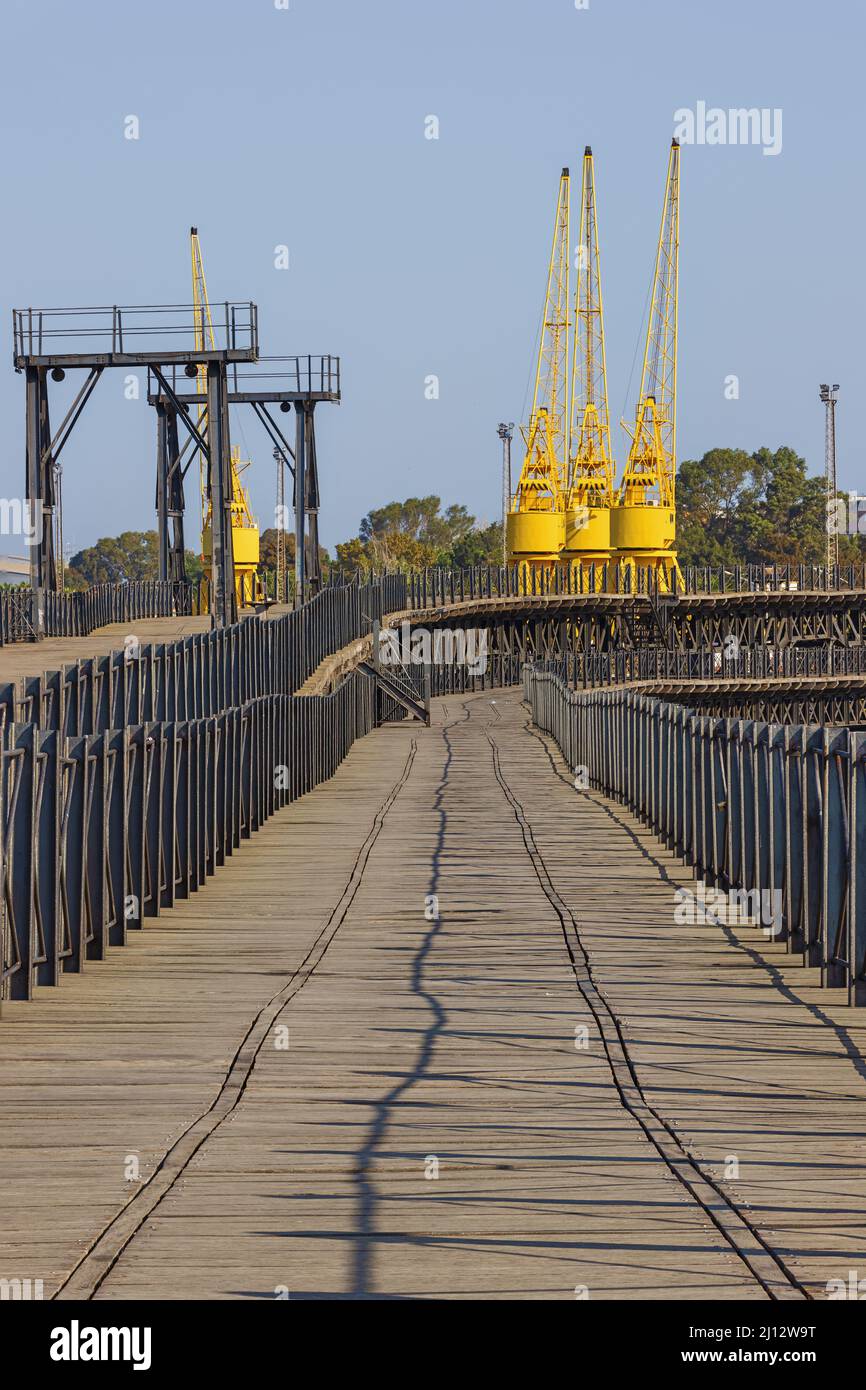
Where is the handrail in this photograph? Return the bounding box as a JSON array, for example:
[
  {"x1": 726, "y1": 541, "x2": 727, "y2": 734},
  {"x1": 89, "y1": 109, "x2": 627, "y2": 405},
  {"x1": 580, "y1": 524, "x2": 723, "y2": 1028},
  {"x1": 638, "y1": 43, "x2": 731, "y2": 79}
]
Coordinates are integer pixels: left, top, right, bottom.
[
  {"x1": 524, "y1": 663, "x2": 865, "y2": 1007},
  {"x1": 0, "y1": 574, "x2": 409, "y2": 1003}
]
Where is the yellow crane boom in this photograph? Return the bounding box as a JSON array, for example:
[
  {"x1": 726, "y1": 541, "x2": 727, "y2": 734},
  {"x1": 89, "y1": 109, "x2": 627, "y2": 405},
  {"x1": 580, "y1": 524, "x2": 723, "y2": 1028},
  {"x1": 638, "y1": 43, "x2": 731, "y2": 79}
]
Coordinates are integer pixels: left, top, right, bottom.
[
  {"x1": 506, "y1": 167, "x2": 571, "y2": 572},
  {"x1": 190, "y1": 228, "x2": 215, "y2": 535},
  {"x1": 505, "y1": 142, "x2": 683, "y2": 591},
  {"x1": 191, "y1": 228, "x2": 264, "y2": 607},
  {"x1": 563, "y1": 146, "x2": 615, "y2": 577},
  {"x1": 611, "y1": 140, "x2": 681, "y2": 590}
]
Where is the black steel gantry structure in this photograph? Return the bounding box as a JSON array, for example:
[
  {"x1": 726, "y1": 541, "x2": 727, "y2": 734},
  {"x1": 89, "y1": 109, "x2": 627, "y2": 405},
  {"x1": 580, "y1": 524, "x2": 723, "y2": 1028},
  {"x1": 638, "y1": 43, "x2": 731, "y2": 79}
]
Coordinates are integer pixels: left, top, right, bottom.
[
  {"x1": 147, "y1": 356, "x2": 340, "y2": 605},
  {"x1": 13, "y1": 302, "x2": 259, "y2": 629}
]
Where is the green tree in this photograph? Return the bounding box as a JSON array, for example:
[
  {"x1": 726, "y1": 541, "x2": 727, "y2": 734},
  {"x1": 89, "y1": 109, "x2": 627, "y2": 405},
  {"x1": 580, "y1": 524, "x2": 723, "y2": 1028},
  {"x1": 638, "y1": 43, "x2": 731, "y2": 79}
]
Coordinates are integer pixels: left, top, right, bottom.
[
  {"x1": 736, "y1": 447, "x2": 826, "y2": 564},
  {"x1": 676, "y1": 446, "x2": 831, "y2": 567},
  {"x1": 184, "y1": 550, "x2": 205, "y2": 583},
  {"x1": 68, "y1": 530, "x2": 204, "y2": 586},
  {"x1": 334, "y1": 536, "x2": 369, "y2": 572},
  {"x1": 450, "y1": 521, "x2": 504, "y2": 567},
  {"x1": 338, "y1": 497, "x2": 477, "y2": 572},
  {"x1": 69, "y1": 530, "x2": 161, "y2": 584},
  {"x1": 358, "y1": 496, "x2": 474, "y2": 556},
  {"x1": 675, "y1": 449, "x2": 753, "y2": 567},
  {"x1": 259, "y1": 527, "x2": 329, "y2": 577}
]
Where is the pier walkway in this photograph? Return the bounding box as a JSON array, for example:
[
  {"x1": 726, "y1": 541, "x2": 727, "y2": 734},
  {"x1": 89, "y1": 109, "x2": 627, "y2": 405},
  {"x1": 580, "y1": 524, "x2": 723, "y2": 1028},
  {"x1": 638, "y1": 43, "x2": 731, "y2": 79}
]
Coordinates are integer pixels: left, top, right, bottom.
[{"x1": 1, "y1": 690, "x2": 864, "y2": 1300}]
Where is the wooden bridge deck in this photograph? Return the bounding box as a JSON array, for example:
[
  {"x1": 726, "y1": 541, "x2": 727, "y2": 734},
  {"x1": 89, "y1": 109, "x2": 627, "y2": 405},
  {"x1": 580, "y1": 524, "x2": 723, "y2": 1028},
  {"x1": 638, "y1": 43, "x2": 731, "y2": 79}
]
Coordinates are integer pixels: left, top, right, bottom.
[
  {"x1": 0, "y1": 605, "x2": 299, "y2": 688},
  {"x1": 0, "y1": 616, "x2": 211, "y2": 688},
  {"x1": 1, "y1": 689, "x2": 864, "y2": 1300}
]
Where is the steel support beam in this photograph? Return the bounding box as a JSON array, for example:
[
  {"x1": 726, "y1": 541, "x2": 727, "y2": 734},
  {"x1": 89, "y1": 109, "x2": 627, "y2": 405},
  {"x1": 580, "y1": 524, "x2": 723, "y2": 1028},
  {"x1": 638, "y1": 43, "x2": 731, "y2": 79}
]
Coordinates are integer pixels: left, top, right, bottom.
[
  {"x1": 251, "y1": 402, "x2": 295, "y2": 474},
  {"x1": 290, "y1": 402, "x2": 322, "y2": 603},
  {"x1": 293, "y1": 401, "x2": 307, "y2": 607},
  {"x1": 305, "y1": 405, "x2": 321, "y2": 595},
  {"x1": 155, "y1": 403, "x2": 187, "y2": 587},
  {"x1": 24, "y1": 366, "x2": 57, "y2": 615},
  {"x1": 206, "y1": 361, "x2": 237, "y2": 627}
]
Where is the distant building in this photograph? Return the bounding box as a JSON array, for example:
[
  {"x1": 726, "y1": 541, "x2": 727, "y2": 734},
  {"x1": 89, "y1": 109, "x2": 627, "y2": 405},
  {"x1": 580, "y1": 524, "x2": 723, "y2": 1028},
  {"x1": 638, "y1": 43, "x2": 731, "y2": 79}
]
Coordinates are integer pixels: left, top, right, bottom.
[{"x1": 0, "y1": 555, "x2": 30, "y2": 586}]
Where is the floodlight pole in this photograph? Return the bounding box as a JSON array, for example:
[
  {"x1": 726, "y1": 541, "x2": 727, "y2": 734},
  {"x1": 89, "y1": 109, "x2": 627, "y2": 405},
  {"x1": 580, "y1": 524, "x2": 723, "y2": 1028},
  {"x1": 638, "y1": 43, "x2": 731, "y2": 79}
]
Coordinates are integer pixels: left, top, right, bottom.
[
  {"x1": 820, "y1": 383, "x2": 840, "y2": 581},
  {"x1": 498, "y1": 422, "x2": 514, "y2": 566}
]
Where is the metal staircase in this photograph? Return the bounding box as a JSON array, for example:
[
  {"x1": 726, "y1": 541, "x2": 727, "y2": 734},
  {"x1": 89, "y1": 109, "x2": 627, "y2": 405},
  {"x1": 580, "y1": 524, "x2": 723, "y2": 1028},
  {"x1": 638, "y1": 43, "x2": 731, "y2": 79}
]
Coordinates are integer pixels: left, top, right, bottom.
[{"x1": 360, "y1": 621, "x2": 430, "y2": 724}]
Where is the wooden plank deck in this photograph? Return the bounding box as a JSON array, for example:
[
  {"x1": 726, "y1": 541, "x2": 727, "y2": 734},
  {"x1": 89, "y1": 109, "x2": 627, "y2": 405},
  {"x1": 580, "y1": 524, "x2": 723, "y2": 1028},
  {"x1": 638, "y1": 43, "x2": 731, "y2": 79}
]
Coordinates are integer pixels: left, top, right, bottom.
[
  {"x1": 0, "y1": 603, "x2": 297, "y2": 689},
  {"x1": 1, "y1": 689, "x2": 864, "y2": 1300},
  {"x1": 0, "y1": 616, "x2": 211, "y2": 688}
]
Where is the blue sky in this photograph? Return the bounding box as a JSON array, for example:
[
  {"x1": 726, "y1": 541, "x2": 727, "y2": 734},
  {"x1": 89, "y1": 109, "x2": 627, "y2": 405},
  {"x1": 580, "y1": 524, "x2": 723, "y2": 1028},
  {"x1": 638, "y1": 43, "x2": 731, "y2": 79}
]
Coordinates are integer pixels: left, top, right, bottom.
[{"x1": 1, "y1": 0, "x2": 861, "y2": 557}]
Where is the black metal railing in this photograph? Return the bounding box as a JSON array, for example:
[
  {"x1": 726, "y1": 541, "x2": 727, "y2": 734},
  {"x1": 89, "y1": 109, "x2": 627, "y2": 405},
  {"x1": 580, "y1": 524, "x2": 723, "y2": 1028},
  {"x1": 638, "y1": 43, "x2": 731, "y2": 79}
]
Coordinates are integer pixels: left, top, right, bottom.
[
  {"x1": 227, "y1": 354, "x2": 341, "y2": 397},
  {"x1": 0, "y1": 582, "x2": 189, "y2": 646},
  {"x1": 678, "y1": 562, "x2": 866, "y2": 594},
  {"x1": 538, "y1": 644, "x2": 866, "y2": 690},
  {"x1": 1, "y1": 680, "x2": 376, "y2": 1003},
  {"x1": 405, "y1": 561, "x2": 866, "y2": 607},
  {"x1": 5, "y1": 557, "x2": 862, "y2": 649},
  {"x1": 525, "y1": 664, "x2": 866, "y2": 1006},
  {"x1": 148, "y1": 354, "x2": 341, "y2": 402},
  {"x1": 13, "y1": 303, "x2": 258, "y2": 361},
  {"x1": 389, "y1": 642, "x2": 866, "y2": 707},
  {"x1": 0, "y1": 588, "x2": 35, "y2": 644},
  {"x1": 0, "y1": 578, "x2": 409, "y2": 738},
  {"x1": 0, "y1": 570, "x2": 410, "y2": 648},
  {"x1": 0, "y1": 574, "x2": 408, "y2": 1003}
]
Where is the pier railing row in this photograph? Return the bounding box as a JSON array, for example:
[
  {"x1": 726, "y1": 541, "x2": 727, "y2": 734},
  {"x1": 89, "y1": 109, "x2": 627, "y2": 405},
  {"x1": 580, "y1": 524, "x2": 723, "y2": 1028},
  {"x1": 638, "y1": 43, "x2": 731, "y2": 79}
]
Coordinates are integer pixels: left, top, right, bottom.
[
  {"x1": 1, "y1": 677, "x2": 377, "y2": 1002},
  {"x1": 3, "y1": 557, "x2": 864, "y2": 649},
  {"x1": 525, "y1": 666, "x2": 866, "y2": 1006},
  {"x1": 0, "y1": 588, "x2": 34, "y2": 644},
  {"x1": 1, "y1": 571, "x2": 408, "y2": 647},
  {"x1": 540, "y1": 643, "x2": 866, "y2": 690},
  {"x1": 675, "y1": 562, "x2": 866, "y2": 596},
  {"x1": 0, "y1": 574, "x2": 412, "y2": 1002},
  {"x1": 0, "y1": 581, "x2": 188, "y2": 645},
  {"x1": 188, "y1": 568, "x2": 406, "y2": 615},
  {"x1": 391, "y1": 642, "x2": 866, "y2": 702},
  {"x1": 406, "y1": 561, "x2": 866, "y2": 607},
  {"x1": 0, "y1": 578, "x2": 407, "y2": 740}
]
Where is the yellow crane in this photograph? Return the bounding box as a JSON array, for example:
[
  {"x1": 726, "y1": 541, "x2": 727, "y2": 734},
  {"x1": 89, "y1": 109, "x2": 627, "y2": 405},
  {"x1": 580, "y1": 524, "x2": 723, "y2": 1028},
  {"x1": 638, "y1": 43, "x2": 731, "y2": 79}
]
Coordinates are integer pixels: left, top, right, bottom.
[
  {"x1": 191, "y1": 228, "x2": 264, "y2": 607},
  {"x1": 506, "y1": 168, "x2": 570, "y2": 576},
  {"x1": 563, "y1": 147, "x2": 615, "y2": 588},
  {"x1": 611, "y1": 141, "x2": 681, "y2": 591}
]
